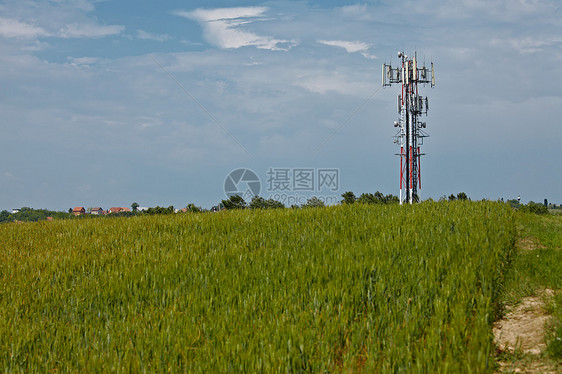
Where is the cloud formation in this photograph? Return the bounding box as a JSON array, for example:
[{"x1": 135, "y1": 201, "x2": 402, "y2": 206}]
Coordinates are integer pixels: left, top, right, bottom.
[
  {"x1": 137, "y1": 29, "x2": 171, "y2": 42},
  {"x1": 1, "y1": 1, "x2": 561, "y2": 210},
  {"x1": 59, "y1": 23, "x2": 124, "y2": 39},
  {"x1": 0, "y1": 0, "x2": 124, "y2": 42},
  {"x1": 175, "y1": 7, "x2": 298, "y2": 50},
  {"x1": 318, "y1": 39, "x2": 377, "y2": 59},
  {"x1": 0, "y1": 18, "x2": 123, "y2": 40},
  {"x1": 0, "y1": 17, "x2": 48, "y2": 39}
]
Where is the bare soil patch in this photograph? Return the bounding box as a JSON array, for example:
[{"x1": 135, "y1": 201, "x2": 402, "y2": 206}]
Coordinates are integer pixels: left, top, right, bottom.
[
  {"x1": 496, "y1": 359, "x2": 561, "y2": 374},
  {"x1": 494, "y1": 290, "x2": 560, "y2": 373},
  {"x1": 516, "y1": 237, "x2": 546, "y2": 251}
]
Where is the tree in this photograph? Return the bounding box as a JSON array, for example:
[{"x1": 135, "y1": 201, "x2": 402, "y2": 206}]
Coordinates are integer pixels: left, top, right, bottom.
[
  {"x1": 266, "y1": 199, "x2": 285, "y2": 209},
  {"x1": 303, "y1": 196, "x2": 325, "y2": 208},
  {"x1": 522, "y1": 201, "x2": 548, "y2": 215},
  {"x1": 456, "y1": 192, "x2": 468, "y2": 201},
  {"x1": 249, "y1": 196, "x2": 284, "y2": 209},
  {"x1": 0, "y1": 210, "x2": 12, "y2": 223},
  {"x1": 221, "y1": 195, "x2": 246, "y2": 210},
  {"x1": 185, "y1": 203, "x2": 202, "y2": 213},
  {"x1": 144, "y1": 206, "x2": 174, "y2": 215},
  {"x1": 341, "y1": 191, "x2": 356, "y2": 205},
  {"x1": 249, "y1": 196, "x2": 266, "y2": 209},
  {"x1": 507, "y1": 199, "x2": 520, "y2": 209},
  {"x1": 385, "y1": 194, "x2": 400, "y2": 204},
  {"x1": 357, "y1": 193, "x2": 376, "y2": 204},
  {"x1": 131, "y1": 202, "x2": 139, "y2": 212},
  {"x1": 356, "y1": 191, "x2": 399, "y2": 205},
  {"x1": 448, "y1": 194, "x2": 457, "y2": 202}
]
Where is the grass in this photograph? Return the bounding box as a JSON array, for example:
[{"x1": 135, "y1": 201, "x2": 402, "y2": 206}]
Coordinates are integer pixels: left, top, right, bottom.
[{"x1": 0, "y1": 201, "x2": 516, "y2": 372}]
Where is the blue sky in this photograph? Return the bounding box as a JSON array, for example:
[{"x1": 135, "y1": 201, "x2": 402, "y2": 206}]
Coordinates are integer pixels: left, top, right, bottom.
[{"x1": 1, "y1": 0, "x2": 561, "y2": 210}]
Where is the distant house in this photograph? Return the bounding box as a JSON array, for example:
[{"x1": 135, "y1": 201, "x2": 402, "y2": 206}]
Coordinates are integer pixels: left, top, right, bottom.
[
  {"x1": 12, "y1": 208, "x2": 20, "y2": 214},
  {"x1": 90, "y1": 207, "x2": 104, "y2": 215},
  {"x1": 109, "y1": 207, "x2": 131, "y2": 214},
  {"x1": 73, "y1": 207, "x2": 86, "y2": 216}
]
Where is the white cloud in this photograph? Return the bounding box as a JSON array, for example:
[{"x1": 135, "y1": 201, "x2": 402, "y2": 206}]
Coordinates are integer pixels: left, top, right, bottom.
[
  {"x1": 175, "y1": 7, "x2": 298, "y2": 51},
  {"x1": 182, "y1": 6, "x2": 268, "y2": 22},
  {"x1": 67, "y1": 56, "x2": 103, "y2": 67},
  {"x1": 402, "y1": 0, "x2": 559, "y2": 22},
  {"x1": 294, "y1": 72, "x2": 376, "y2": 96},
  {"x1": 0, "y1": 18, "x2": 124, "y2": 40},
  {"x1": 490, "y1": 35, "x2": 562, "y2": 54},
  {"x1": 59, "y1": 23, "x2": 124, "y2": 38},
  {"x1": 137, "y1": 29, "x2": 171, "y2": 42},
  {"x1": 0, "y1": 17, "x2": 48, "y2": 39},
  {"x1": 318, "y1": 39, "x2": 377, "y2": 59},
  {"x1": 339, "y1": 4, "x2": 375, "y2": 21},
  {"x1": 0, "y1": 1, "x2": 124, "y2": 42}
]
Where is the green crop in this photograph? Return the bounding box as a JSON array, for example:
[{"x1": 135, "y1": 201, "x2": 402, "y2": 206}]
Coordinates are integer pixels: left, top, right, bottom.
[{"x1": 0, "y1": 201, "x2": 515, "y2": 372}]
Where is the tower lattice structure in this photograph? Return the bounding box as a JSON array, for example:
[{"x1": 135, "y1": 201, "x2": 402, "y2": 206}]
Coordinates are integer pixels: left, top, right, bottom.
[{"x1": 383, "y1": 52, "x2": 434, "y2": 204}]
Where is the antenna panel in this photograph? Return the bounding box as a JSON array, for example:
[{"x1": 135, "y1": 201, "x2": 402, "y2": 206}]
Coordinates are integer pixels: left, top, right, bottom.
[
  {"x1": 382, "y1": 64, "x2": 389, "y2": 87},
  {"x1": 431, "y1": 62, "x2": 435, "y2": 87}
]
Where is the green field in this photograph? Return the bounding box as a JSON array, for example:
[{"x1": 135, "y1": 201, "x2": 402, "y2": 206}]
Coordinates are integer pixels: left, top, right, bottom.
[{"x1": 0, "y1": 202, "x2": 518, "y2": 372}]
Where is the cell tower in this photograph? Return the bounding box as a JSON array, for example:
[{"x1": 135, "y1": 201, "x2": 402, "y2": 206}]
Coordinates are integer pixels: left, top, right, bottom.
[{"x1": 382, "y1": 51, "x2": 434, "y2": 204}]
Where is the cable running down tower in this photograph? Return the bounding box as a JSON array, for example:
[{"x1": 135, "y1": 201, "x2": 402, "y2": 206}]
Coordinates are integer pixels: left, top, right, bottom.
[{"x1": 383, "y1": 52, "x2": 434, "y2": 204}]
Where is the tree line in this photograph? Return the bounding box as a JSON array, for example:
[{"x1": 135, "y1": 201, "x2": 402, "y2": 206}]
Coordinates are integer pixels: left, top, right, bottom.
[
  {"x1": 220, "y1": 191, "x2": 401, "y2": 210},
  {"x1": 2, "y1": 191, "x2": 552, "y2": 223}
]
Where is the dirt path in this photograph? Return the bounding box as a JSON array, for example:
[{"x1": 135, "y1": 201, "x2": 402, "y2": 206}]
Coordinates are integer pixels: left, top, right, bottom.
[
  {"x1": 493, "y1": 233, "x2": 561, "y2": 373},
  {"x1": 494, "y1": 291, "x2": 552, "y2": 355},
  {"x1": 493, "y1": 289, "x2": 560, "y2": 373}
]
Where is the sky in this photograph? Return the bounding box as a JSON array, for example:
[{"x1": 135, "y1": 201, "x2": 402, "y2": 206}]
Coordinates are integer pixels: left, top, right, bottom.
[{"x1": 1, "y1": 0, "x2": 561, "y2": 211}]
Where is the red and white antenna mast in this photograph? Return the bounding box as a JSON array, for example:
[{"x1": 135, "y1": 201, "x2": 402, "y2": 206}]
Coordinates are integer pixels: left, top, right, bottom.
[{"x1": 383, "y1": 52, "x2": 434, "y2": 204}]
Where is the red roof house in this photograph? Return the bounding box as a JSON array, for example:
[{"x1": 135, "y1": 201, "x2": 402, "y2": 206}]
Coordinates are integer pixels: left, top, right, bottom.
[
  {"x1": 72, "y1": 207, "x2": 85, "y2": 216},
  {"x1": 109, "y1": 207, "x2": 131, "y2": 213}
]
